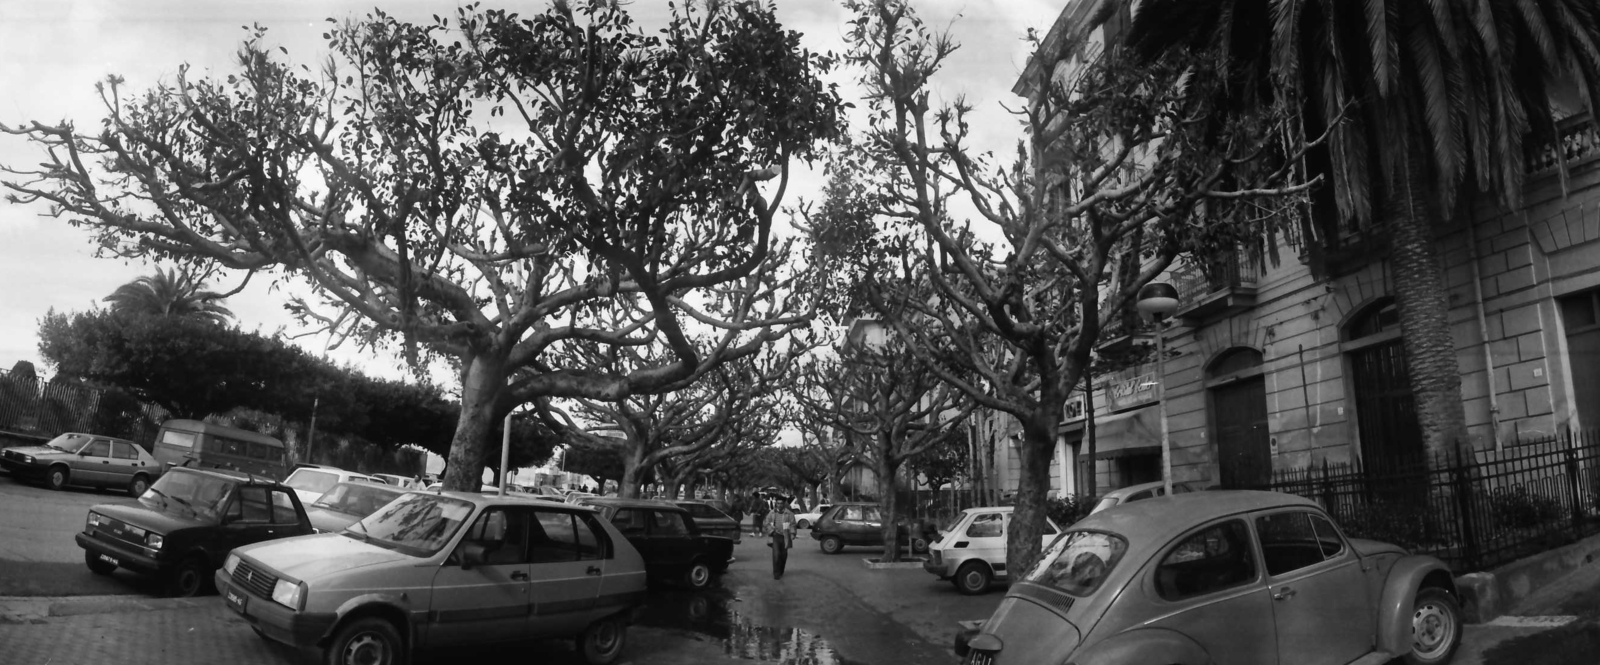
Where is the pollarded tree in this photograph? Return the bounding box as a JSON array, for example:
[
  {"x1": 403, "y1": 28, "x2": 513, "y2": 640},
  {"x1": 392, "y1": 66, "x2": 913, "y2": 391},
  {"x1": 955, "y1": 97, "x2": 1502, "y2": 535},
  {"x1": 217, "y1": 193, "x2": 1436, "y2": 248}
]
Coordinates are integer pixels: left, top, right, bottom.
[
  {"x1": 1, "y1": 2, "x2": 842, "y2": 490},
  {"x1": 793, "y1": 335, "x2": 975, "y2": 563},
  {"x1": 831, "y1": 0, "x2": 1316, "y2": 571},
  {"x1": 558, "y1": 344, "x2": 796, "y2": 498}
]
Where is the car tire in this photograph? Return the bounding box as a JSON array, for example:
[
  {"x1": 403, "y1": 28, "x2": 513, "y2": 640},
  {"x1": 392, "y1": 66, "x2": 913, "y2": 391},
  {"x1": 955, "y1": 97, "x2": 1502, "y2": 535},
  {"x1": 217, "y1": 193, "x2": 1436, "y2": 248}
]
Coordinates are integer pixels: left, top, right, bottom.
[
  {"x1": 128, "y1": 474, "x2": 150, "y2": 498},
  {"x1": 166, "y1": 557, "x2": 209, "y2": 598},
  {"x1": 46, "y1": 465, "x2": 69, "y2": 491},
  {"x1": 796, "y1": 519, "x2": 810, "y2": 530},
  {"x1": 85, "y1": 550, "x2": 117, "y2": 575},
  {"x1": 820, "y1": 535, "x2": 843, "y2": 555},
  {"x1": 954, "y1": 562, "x2": 991, "y2": 595},
  {"x1": 579, "y1": 614, "x2": 628, "y2": 665},
  {"x1": 323, "y1": 617, "x2": 404, "y2": 665},
  {"x1": 683, "y1": 560, "x2": 713, "y2": 590},
  {"x1": 1404, "y1": 587, "x2": 1462, "y2": 665}
]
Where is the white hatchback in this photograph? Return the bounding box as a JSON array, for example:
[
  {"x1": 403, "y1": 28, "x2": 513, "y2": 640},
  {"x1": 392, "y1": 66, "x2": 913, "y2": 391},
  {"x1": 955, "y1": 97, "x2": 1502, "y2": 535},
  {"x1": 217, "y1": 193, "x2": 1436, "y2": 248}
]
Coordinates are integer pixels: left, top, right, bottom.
[
  {"x1": 924, "y1": 506, "x2": 1061, "y2": 595},
  {"x1": 282, "y1": 465, "x2": 381, "y2": 505}
]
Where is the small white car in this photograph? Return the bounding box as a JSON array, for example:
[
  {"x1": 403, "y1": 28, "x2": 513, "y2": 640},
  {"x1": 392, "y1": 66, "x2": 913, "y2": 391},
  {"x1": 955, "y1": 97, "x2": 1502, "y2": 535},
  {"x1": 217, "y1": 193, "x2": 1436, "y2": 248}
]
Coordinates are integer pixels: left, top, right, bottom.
[
  {"x1": 794, "y1": 503, "x2": 832, "y2": 530},
  {"x1": 1089, "y1": 480, "x2": 1195, "y2": 514},
  {"x1": 924, "y1": 506, "x2": 1061, "y2": 594},
  {"x1": 282, "y1": 465, "x2": 381, "y2": 505}
]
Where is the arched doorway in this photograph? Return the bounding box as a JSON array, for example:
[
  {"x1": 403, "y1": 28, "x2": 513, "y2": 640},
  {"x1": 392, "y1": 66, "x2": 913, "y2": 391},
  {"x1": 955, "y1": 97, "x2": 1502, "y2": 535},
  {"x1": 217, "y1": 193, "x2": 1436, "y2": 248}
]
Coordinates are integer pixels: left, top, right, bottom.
[
  {"x1": 1207, "y1": 348, "x2": 1270, "y2": 488},
  {"x1": 1344, "y1": 299, "x2": 1426, "y2": 471}
]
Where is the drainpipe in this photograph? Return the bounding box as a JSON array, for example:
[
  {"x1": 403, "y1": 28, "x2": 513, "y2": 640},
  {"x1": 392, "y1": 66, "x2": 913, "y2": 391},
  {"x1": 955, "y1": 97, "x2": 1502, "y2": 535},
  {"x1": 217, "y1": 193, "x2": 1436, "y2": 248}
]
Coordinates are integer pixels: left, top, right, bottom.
[{"x1": 1466, "y1": 220, "x2": 1504, "y2": 451}]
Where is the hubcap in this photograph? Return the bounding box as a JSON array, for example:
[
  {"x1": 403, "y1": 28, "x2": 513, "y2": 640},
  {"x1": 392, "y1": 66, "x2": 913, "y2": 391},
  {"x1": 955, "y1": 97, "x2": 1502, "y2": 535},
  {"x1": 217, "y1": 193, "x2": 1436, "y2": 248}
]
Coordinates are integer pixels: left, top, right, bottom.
[
  {"x1": 691, "y1": 566, "x2": 709, "y2": 586},
  {"x1": 343, "y1": 633, "x2": 387, "y2": 665},
  {"x1": 1412, "y1": 601, "x2": 1454, "y2": 657},
  {"x1": 590, "y1": 621, "x2": 620, "y2": 653},
  {"x1": 964, "y1": 572, "x2": 983, "y2": 590}
]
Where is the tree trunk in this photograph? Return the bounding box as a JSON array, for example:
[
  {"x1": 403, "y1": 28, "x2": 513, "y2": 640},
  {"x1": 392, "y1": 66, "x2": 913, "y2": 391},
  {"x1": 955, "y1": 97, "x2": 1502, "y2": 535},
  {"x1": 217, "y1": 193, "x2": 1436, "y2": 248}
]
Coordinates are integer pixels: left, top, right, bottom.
[
  {"x1": 618, "y1": 446, "x2": 647, "y2": 499},
  {"x1": 441, "y1": 353, "x2": 508, "y2": 492},
  {"x1": 1388, "y1": 150, "x2": 1469, "y2": 462},
  {"x1": 1006, "y1": 412, "x2": 1058, "y2": 576},
  {"x1": 876, "y1": 446, "x2": 901, "y2": 563}
]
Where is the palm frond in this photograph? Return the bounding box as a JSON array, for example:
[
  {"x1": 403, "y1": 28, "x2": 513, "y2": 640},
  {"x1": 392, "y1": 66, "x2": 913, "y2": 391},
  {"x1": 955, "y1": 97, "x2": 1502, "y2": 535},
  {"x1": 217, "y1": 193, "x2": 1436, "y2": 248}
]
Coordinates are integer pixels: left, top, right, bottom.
[{"x1": 1361, "y1": 0, "x2": 1397, "y2": 95}]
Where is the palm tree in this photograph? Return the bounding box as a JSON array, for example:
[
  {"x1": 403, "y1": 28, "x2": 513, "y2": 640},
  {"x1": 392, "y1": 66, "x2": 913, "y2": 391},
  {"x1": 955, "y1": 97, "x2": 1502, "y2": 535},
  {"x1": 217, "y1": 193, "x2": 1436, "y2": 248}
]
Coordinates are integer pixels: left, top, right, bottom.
[
  {"x1": 1126, "y1": 0, "x2": 1600, "y2": 461},
  {"x1": 103, "y1": 267, "x2": 234, "y2": 324}
]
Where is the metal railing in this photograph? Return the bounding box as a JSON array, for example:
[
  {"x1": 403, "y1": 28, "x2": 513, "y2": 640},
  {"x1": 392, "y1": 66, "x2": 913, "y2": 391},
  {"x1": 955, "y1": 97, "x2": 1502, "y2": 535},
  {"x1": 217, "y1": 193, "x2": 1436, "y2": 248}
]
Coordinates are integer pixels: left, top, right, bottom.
[
  {"x1": 1173, "y1": 251, "x2": 1261, "y2": 307},
  {"x1": 1249, "y1": 428, "x2": 1600, "y2": 573}
]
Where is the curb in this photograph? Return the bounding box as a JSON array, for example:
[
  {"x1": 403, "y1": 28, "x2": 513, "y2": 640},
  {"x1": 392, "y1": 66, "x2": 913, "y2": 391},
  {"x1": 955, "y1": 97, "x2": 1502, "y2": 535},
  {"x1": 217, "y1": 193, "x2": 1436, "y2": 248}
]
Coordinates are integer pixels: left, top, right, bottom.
[
  {"x1": 0, "y1": 594, "x2": 212, "y2": 624},
  {"x1": 1454, "y1": 531, "x2": 1600, "y2": 624},
  {"x1": 862, "y1": 558, "x2": 927, "y2": 570}
]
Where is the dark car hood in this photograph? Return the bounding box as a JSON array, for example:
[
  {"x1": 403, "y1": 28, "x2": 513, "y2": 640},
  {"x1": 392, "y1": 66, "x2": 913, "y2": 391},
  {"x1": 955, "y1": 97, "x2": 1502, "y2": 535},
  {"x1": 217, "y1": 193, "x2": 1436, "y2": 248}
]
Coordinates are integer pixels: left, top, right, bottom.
[
  {"x1": 93, "y1": 502, "x2": 210, "y2": 534},
  {"x1": 4, "y1": 445, "x2": 73, "y2": 458}
]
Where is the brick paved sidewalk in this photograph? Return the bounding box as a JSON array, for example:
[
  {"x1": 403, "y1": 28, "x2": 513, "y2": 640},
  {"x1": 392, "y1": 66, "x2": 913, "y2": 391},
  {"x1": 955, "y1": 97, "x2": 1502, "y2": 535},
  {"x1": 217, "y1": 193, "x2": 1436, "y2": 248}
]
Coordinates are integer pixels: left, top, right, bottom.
[{"x1": 0, "y1": 596, "x2": 773, "y2": 665}]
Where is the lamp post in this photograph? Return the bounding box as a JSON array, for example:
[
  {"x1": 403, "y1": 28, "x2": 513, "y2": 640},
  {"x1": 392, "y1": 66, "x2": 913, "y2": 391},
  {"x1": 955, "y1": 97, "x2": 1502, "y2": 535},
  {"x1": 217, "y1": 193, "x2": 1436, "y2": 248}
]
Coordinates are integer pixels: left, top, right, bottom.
[{"x1": 1136, "y1": 282, "x2": 1180, "y2": 496}]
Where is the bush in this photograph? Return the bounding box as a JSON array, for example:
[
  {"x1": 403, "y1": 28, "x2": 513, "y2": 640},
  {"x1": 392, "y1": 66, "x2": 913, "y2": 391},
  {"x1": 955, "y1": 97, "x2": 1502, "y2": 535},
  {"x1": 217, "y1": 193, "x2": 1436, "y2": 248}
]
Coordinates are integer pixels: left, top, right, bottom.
[
  {"x1": 1486, "y1": 486, "x2": 1564, "y2": 532},
  {"x1": 1336, "y1": 500, "x2": 1447, "y2": 551},
  {"x1": 1045, "y1": 495, "x2": 1094, "y2": 528}
]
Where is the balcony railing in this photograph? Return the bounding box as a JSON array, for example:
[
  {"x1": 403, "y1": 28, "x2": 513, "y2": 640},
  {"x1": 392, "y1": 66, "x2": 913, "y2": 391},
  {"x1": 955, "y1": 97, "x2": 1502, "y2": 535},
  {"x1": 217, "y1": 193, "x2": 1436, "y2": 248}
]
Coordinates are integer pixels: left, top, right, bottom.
[
  {"x1": 1173, "y1": 251, "x2": 1261, "y2": 323},
  {"x1": 1527, "y1": 113, "x2": 1599, "y2": 175}
]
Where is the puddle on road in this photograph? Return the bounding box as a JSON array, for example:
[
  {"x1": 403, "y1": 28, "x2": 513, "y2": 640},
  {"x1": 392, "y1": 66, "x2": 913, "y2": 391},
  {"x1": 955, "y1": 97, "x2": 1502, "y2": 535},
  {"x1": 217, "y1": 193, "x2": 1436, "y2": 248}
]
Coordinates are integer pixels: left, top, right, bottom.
[{"x1": 639, "y1": 588, "x2": 865, "y2": 665}]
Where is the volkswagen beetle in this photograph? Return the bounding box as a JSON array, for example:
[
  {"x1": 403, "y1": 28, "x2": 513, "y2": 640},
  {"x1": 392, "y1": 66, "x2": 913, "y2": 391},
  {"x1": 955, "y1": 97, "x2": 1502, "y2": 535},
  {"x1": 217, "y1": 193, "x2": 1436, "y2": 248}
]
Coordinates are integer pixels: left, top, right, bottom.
[{"x1": 955, "y1": 490, "x2": 1462, "y2": 665}]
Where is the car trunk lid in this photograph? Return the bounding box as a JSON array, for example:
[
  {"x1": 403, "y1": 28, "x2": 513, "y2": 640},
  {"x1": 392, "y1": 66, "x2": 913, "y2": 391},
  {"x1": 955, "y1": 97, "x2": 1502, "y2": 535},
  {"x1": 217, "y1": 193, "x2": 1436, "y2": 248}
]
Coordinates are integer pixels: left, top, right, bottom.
[{"x1": 960, "y1": 592, "x2": 1082, "y2": 665}]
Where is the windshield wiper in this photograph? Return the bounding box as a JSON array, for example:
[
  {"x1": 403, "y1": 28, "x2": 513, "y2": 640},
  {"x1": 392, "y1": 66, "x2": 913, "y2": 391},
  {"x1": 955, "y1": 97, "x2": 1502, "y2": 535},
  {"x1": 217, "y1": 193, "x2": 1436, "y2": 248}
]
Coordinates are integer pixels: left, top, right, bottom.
[
  {"x1": 343, "y1": 520, "x2": 371, "y2": 542},
  {"x1": 144, "y1": 486, "x2": 171, "y2": 509}
]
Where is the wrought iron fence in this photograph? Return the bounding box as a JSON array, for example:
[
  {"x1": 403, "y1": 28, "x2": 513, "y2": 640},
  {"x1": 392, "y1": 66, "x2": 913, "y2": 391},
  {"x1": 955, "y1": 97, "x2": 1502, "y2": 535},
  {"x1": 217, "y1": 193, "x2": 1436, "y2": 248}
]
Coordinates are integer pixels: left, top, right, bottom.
[
  {"x1": 0, "y1": 367, "x2": 164, "y2": 445},
  {"x1": 1249, "y1": 428, "x2": 1600, "y2": 573}
]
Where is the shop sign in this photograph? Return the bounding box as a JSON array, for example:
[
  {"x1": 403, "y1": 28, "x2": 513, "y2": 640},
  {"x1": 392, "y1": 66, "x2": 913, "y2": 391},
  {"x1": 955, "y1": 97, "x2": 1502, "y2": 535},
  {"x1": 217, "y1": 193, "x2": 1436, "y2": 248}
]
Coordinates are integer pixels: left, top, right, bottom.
[
  {"x1": 1103, "y1": 367, "x2": 1158, "y2": 412},
  {"x1": 1062, "y1": 393, "x2": 1086, "y2": 423}
]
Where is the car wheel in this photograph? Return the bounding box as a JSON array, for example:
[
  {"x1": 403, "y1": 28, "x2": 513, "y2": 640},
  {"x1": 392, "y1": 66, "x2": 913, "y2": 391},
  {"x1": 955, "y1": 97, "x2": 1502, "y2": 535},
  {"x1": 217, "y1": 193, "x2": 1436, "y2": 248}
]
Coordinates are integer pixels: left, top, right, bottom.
[
  {"x1": 955, "y1": 562, "x2": 992, "y2": 596},
  {"x1": 683, "y1": 560, "x2": 713, "y2": 590},
  {"x1": 820, "y1": 535, "x2": 843, "y2": 555},
  {"x1": 85, "y1": 550, "x2": 117, "y2": 575},
  {"x1": 166, "y1": 557, "x2": 209, "y2": 598},
  {"x1": 323, "y1": 617, "x2": 403, "y2": 665},
  {"x1": 579, "y1": 614, "x2": 628, "y2": 665},
  {"x1": 46, "y1": 466, "x2": 69, "y2": 491},
  {"x1": 128, "y1": 474, "x2": 150, "y2": 497},
  {"x1": 1405, "y1": 587, "x2": 1462, "y2": 665},
  {"x1": 911, "y1": 536, "x2": 930, "y2": 554},
  {"x1": 796, "y1": 519, "x2": 810, "y2": 530}
]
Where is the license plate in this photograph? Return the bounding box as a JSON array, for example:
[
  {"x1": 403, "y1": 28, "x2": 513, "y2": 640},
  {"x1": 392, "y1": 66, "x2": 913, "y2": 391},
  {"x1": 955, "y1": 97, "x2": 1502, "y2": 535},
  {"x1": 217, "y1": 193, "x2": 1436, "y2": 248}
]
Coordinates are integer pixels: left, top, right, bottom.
[
  {"x1": 964, "y1": 652, "x2": 994, "y2": 665},
  {"x1": 225, "y1": 588, "x2": 248, "y2": 614},
  {"x1": 99, "y1": 554, "x2": 118, "y2": 566}
]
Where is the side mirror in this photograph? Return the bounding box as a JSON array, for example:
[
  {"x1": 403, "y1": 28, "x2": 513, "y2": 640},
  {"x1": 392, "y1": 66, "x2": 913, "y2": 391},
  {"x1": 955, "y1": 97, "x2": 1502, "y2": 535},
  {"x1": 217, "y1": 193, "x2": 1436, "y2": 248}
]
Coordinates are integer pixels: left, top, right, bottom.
[{"x1": 458, "y1": 541, "x2": 489, "y2": 569}]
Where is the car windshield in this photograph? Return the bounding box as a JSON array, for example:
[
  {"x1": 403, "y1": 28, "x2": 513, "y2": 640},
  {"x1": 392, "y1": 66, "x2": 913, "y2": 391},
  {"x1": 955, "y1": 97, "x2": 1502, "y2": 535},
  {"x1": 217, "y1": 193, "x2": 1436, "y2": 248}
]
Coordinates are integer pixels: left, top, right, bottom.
[
  {"x1": 140, "y1": 469, "x2": 234, "y2": 518},
  {"x1": 1026, "y1": 530, "x2": 1130, "y2": 597},
  {"x1": 45, "y1": 433, "x2": 93, "y2": 453},
  {"x1": 285, "y1": 469, "x2": 339, "y2": 494},
  {"x1": 314, "y1": 483, "x2": 404, "y2": 517},
  {"x1": 1089, "y1": 496, "x2": 1121, "y2": 514},
  {"x1": 347, "y1": 493, "x2": 474, "y2": 557}
]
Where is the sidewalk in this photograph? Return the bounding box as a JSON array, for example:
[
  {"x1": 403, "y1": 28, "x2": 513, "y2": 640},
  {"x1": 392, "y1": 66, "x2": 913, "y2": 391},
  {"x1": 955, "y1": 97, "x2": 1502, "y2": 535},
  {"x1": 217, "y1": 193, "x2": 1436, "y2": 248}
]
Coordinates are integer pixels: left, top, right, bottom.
[{"x1": 0, "y1": 595, "x2": 793, "y2": 665}]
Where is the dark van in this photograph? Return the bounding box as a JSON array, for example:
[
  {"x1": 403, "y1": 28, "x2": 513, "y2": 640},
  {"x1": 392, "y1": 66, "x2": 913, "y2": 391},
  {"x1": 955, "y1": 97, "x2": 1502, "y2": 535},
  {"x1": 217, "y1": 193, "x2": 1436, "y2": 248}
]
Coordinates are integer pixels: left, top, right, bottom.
[{"x1": 152, "y1": 420, "x2": 289, "y2": 480}]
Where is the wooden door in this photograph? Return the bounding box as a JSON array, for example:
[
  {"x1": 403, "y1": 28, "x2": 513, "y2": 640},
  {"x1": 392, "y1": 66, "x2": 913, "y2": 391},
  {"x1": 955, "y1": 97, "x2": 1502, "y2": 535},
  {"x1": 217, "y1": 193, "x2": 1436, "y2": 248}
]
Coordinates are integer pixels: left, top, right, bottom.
[
  {"x1": 1348, "y1": 340, "x2": 1425, "y2": 471},
  {"x1": 1212, "y1": 377, "x2": 1270, "y2": 488}
]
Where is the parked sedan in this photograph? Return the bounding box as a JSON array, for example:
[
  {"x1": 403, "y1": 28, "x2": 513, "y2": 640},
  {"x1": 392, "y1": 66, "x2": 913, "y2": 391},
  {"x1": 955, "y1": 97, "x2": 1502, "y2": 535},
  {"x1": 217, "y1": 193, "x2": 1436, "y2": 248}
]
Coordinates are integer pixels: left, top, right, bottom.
[
  {"x1": 794, "y1": 503, "x2": 833, "y2": 530},
  {"x1": 217, "y1": 491, "x2": 646, "y2": 665},
  {"x1": 673, "y1": 500, "x2": 742, "y2": 544},
  {"x1": 811, "y1": 502, "x2": 931, "y2": 555},
  {"x1": 304, "y1": 481, "x2": 409, "y2": 533},
  {"x1": 955, "y1": 490, "x2": 1463, "y2": 665},
  {"x1": 2, "y1": 432, "x2": 164, "y2": 495},
  {"x1": 77, "y1": 467, "x2": 313, "y2": 596},
  {"x1": 282, "y1": 465, "x2": 381, "y2": 505},
  {"x1": 581, "y1": 497, "x2": 735, "y2": 590}
]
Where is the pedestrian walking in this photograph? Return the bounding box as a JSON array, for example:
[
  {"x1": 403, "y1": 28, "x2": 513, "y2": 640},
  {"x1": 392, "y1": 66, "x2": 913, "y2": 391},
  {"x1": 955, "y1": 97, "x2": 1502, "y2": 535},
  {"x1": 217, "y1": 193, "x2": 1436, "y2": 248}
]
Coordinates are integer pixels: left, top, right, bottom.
[
  {"x1": 764, "y1": 501, "x2": 797, "y2": 579},
  {"x1": 751, "y1": 493, "x2": 769, "y2": 537}
]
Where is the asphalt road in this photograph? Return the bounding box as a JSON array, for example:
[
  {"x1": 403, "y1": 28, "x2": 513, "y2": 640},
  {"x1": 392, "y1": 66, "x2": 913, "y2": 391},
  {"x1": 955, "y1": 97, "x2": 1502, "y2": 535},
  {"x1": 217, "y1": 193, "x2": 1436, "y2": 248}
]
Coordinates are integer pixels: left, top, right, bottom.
[{"x1": 0, "y1": 469, "x2": 162, "y2": 596}]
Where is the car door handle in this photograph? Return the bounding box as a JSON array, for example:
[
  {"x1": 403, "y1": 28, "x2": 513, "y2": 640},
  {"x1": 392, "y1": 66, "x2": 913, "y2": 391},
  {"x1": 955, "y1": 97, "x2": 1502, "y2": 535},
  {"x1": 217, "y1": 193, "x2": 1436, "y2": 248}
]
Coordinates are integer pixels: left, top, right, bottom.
[
  {"x1": 1273, "y1": 587, "x2": 1296, "y2": 601},
  {"x1": 510, "y1": 571, "x2": 529, "y2": 581},
  {"x1": 586, "y1": 566, "x2": 602, "y2": 576}
]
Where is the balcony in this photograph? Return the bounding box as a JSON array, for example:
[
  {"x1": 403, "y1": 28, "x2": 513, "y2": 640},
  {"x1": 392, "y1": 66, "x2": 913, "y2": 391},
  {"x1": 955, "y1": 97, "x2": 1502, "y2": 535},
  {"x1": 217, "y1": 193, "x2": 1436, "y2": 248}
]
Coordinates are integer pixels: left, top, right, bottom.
[
  {"x1": 1527, "y1": 113, "x2": 1599, "y2": 175},
  {"x1": 1174, "y1": 252, "x2": 1261, "y2": 324},
  {"x1": 1096, "y1": 311, "x2": 1155, "y2": 355}
]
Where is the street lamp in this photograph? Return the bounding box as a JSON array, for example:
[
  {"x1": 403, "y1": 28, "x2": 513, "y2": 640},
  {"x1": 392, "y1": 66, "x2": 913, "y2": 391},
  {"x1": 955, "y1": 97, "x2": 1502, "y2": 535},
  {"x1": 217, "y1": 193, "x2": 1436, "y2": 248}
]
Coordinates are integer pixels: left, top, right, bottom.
[{"x1": 1136, "y1": 282, "x2": 1180, "y2": 496}]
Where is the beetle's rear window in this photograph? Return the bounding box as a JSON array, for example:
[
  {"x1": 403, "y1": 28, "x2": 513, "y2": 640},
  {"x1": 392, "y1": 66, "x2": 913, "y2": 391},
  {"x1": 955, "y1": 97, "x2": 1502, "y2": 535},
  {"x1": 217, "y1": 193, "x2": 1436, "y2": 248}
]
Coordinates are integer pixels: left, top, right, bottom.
[{"x1": 1026, "y1": 531, "x2": 1129, "y2": 596}]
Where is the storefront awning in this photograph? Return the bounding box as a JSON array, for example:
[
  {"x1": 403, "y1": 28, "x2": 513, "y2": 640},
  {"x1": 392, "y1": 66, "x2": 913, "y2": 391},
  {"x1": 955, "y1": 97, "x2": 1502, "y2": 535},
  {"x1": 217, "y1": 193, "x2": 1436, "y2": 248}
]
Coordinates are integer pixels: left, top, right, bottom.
[{"x1": 1080, "y1": 405, "x2": 1162, "y2": 461}]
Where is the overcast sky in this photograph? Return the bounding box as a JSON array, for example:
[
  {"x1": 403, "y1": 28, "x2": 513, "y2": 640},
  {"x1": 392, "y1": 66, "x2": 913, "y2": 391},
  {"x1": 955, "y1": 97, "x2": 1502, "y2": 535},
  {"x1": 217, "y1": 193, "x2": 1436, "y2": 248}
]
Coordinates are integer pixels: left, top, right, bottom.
[{"x1": 0, "y1": 0, "x2": 1061, "y2": 386}]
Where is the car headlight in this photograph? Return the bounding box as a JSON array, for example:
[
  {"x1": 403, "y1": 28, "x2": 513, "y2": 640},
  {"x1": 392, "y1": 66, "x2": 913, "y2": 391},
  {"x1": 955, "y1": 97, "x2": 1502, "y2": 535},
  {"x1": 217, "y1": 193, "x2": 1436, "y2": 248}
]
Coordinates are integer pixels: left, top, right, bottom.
[
  {"x1": 86, "y1": 513, "x2": 103, "y2": 529},
  {"x1": 20, "y1": 455, "x2": 33, "y2": 464},
  {"x1": 144, "y1": 533, "x2": 163, "y2": 550},
  {"x1": 271, "y1": 578, "x2": 306, "y2": 610},
  {"x1": 222, "y1": 553, "x2": 240, "y2": 576}
]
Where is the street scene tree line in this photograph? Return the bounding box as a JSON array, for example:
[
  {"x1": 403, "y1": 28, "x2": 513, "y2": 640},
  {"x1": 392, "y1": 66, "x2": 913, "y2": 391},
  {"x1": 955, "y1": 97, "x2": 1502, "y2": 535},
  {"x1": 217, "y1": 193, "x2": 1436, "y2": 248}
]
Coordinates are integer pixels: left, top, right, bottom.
[{"x1": 5, "y1": 0, "x2": 1598, "y2": 571}]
